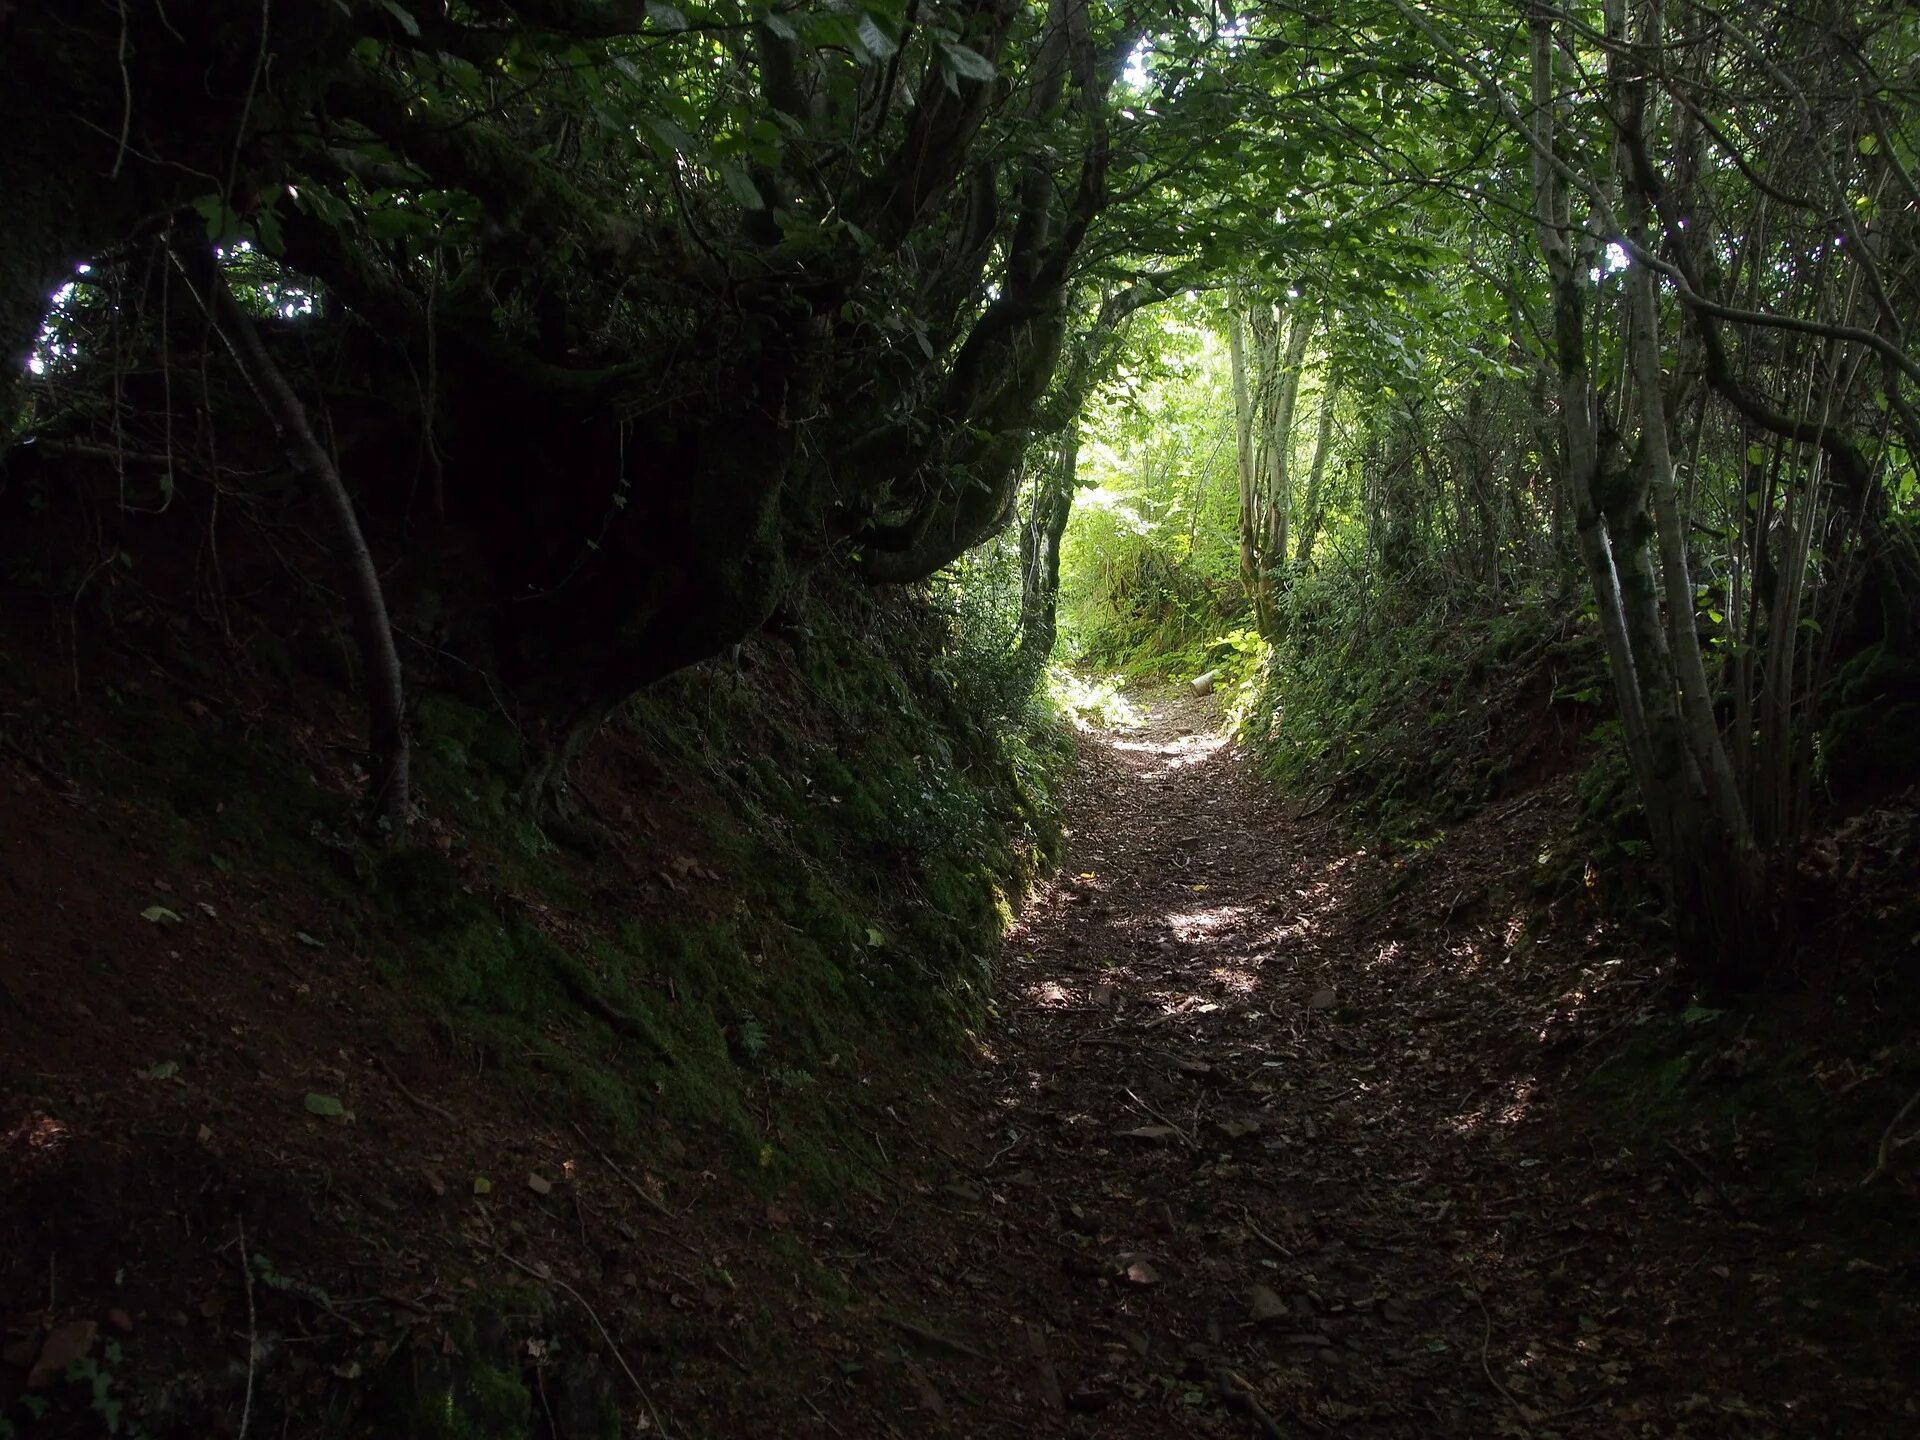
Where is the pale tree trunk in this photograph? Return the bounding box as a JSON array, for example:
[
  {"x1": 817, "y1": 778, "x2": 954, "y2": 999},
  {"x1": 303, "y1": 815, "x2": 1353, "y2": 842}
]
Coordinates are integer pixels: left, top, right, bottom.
[
  {"x1": 1294, "y1": 376, "x2": 1338, "y2": 568},
  {"x1": 1012, "y1": 426, "x2": 1079, "y2": 690},
  {"x1": 188, "y1": 253, "x2": 411, "y2": 832},
  {"x1": 1608, "y1": 0, "x2": 1767, "y2": 976},
  {"x1": 1525, "y1": 10, "x2": 1677, "y2": 880},
  {"x1": 1228, "y1": 308, "x2": 1260, "y2": 613},
  {"x1": 1262, "y1": 305, "x2": 1315, "y2": 604}
]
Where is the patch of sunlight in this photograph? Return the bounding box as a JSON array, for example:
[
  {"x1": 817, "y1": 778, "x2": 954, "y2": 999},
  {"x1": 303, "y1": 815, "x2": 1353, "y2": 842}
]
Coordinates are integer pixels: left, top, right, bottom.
[
  {"x1": 1447, "y1": 937, "x2": 1486, "y2": 977},
  {"x1": 1208, "y1": 967, "x2": 1259, "y2": 996},
  {"x1": 1047, "y1": 667, "x2": 1143, "y2": 730},
  {"x1": 1026, "y1": 978, "x2": 1087, "y2": 1009},
  {"x1": 1495, "y1": 1078, "x2": 1538, "y2": 1127},
  {"x1": 1366, "y1": 939, "x2": 1406, "y2": 970},
  {"x1": 1162, "y1": 904, "x2": 1254, "y2": 941},
  {"x1": 1448, "y1": 1108, "x2": 1487, "y2": 1137},
  {"x1": 1538, "y1": 980, "x2": 1598, "y2": 1045},
  {"x1": 1111, "y1": 731, "x2": 1228, "y2": 769}
]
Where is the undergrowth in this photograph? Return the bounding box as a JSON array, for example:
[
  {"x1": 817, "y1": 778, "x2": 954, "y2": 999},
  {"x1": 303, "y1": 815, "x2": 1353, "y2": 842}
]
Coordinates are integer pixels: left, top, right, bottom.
[{"x1": 62, "y1": 580, "x2": 1069, "y2": 1201}]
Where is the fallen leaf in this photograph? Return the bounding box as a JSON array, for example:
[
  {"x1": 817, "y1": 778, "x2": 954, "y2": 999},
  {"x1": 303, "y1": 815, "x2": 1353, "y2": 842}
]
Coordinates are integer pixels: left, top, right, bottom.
[
  {"x1": 527, "y1": 1173, "x2": 553, "y2": 1196},
  {"x1": 141, "y1": 905, "x2": 183, "y2": 924},
  {"x1": 1122, "y1": 1260, "x2": 1162, "y2": 1287},
  {"x1": 303, "y1": 1092, "x2": 346, "y2": 1118},
  {"x1": 1308, "y1": 987, "x2": 1337, "y2": 1011},
  {"x1": 473, "y1": 1176, "x2": 493, "y2": 1195},
  {"x1": 1118, "y1": 1125, "x2": 1177, "y2": 1144},
  {"x1": 28, "y1": 1320, "x2": 96, "y2": 1388}
]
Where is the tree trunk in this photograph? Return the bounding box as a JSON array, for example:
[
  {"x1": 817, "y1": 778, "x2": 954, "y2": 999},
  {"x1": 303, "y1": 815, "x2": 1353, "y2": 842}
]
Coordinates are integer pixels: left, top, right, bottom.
[
  {"x1": 1228, "y1": 308, "x2": 1260, "y2": 611},
  {"x1": 1262, "y1": 306, "x2": 1315, "y2": 611},
  {"x1": 1294, "y1": 379, "x2": 1338, "y2": 569},
  {"x1": 192, "y1": 254, "x2": 411, "y2": 832},
  {"x1": 1013, "y1": 426, "x2": 1080, "y2": 688}
]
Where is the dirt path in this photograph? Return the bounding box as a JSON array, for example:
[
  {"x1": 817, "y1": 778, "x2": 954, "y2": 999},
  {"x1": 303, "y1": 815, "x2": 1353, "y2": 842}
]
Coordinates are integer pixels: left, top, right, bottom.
[{"x1": 832, "y1": 689, "x2": 1912, "y2": 1438}]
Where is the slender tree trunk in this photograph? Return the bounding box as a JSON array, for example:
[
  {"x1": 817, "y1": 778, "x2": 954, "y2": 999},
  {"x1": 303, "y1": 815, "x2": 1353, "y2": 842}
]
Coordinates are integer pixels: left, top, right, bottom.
[
  {"x1": 1294, "y1": 378, "x2": 1338, "y2": 567},
  {"x1": 1608, "y1": 0, "x2": 1770, "y2": 978},
  {"x1": 1013, "y1": 426, "x2": 1079, "y2": 689},
  {"x1": 1526, "y1": 10, "x2": 1682, "y2": 881},
  {"x1": 1262, "y1": 306, "x2": 1314, "y2": 614},
  {"x1": 1228, "y1": 308, "x2": 1260, "y2": 616},
  {"x1": 191, "y1": 254, "x2": 411, "y2": 831}
]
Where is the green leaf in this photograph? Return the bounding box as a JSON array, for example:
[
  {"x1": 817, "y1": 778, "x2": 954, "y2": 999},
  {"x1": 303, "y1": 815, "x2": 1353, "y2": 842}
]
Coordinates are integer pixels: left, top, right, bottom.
[
  {"x1": 938, "y1": 41, "x2": 996, "y2": 83},
  {"x1": 364, "y1": 207, "x2": 434, "y2": 241},
  {"x1": 294, "y1": 930, "x2": 326, "y2": 948},
  {"x1": 642, "y1": 115, "x2": 698, "y2": 157},
  {"x1": 377, "y1": 0, "x2": 421, "y2": 38},
  {"x1": 191, "y1": 194, "x2": 240, "y2": 245},
  {"x1": 865, "y1": 925, "x2": 886, "y2": 947},
  {"x1": 141, "y1": 905, "x2": 183, "y2": 924},
  {"x1": 304, "y1": 1092, "x2": 346, "y2": 1117},
  {"x1": 719, "y1": 163, "x2": 766, "y2": 209},
  {"x1": 473, "y1": 1175, "x2": 493, "y2": 1195},
  {"x1": 856, "y1": 14, "x2": 898, "y2": 59}
]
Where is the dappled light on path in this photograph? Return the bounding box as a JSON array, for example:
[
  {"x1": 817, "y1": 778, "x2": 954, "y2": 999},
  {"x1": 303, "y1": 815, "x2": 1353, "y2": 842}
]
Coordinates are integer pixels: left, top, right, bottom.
[
  {"x1": 885, "y1": 683, "x2": 1882, "y2": 1437},
  {"x1": 1110, "y1": 729, "x2": 1230, "y2": 773}
]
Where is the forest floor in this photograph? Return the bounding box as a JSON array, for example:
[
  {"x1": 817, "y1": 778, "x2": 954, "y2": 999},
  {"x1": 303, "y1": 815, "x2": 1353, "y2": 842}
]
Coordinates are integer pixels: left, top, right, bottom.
[
  {"x1": 5, "y1": 684, "x2": 1917, "y2": 1438},
  {"x1": 856, "y1": 688, "x2": 1917, "y2": 1439}
]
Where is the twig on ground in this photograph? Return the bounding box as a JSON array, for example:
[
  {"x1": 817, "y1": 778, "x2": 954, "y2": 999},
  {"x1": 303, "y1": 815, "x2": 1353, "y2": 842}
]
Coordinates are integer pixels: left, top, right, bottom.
[
  {"x1": 236, "y1": 1217, "x2": 256, "y2": 1440},
  {"x1": 1211, "y1": 1368, "x2": 1286, "y2": 1439},
  {"x1": 881, "y1": 1315, "x2": 985, "y2": 1361},
  {"x1": 372, "y1": 1053, "x2": 459, "y2": 1128},
  {"x1": 569, "y1": 1122, "x2": 675, "y2": 1218},
  {"x1": 1660, "y1": 1136, "x2": 1739, "y2": 1211},
  {"x1": 1464, "y1": 1275, "x2": 1533, "y2": 1434},
  {"x1": 802, "y1": 1391, "x2": 844, "y2": 1437},
  {"x1": 1862, "y1": 1086, "x2": 1920, "y2": 1187},
  {"x1": 489, "y1": 1243, "x2": 671, "y2": 1439},
  {"x1": 1125, "y1": 1086, "x2": 1197, "y2": 1149},
  {"x1": 1240, "y1": 1206, "x2": 1294, "y2": 1259}
]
